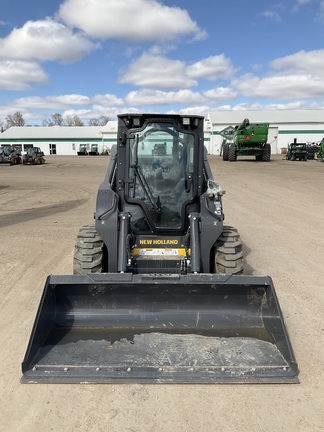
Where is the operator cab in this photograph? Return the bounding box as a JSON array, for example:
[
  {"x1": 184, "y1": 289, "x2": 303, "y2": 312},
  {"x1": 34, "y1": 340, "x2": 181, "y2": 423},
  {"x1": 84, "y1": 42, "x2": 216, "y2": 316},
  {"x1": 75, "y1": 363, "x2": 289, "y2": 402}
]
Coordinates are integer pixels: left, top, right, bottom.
[{"x1": 118, "y1": 115, "x2": 203, "y2": 233}]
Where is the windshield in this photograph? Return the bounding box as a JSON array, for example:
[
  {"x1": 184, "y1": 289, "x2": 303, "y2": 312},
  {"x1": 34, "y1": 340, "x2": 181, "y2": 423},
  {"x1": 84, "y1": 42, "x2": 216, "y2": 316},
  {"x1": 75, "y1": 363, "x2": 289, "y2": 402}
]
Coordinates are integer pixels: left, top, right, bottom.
[{"x1": 125, "y1": 121, "x2": 195, "y2": 230}]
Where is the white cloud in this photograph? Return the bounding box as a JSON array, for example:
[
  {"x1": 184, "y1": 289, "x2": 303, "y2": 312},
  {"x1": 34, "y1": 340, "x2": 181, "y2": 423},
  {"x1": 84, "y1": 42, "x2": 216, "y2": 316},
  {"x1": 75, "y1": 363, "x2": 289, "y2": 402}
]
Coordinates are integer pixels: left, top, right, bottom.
[
  {"x1": 187, "y1": 55, "x2": 238, "y2": 81},
  {"x1": 230, "y1": 50, "x2": 324, "y2": 100},
  {"x1": 125, "y1": 89, "x2": 203, "y2": 106},
  {"x1": 50, "y1": 94, "x2": 92, "y2": 106},
  {"x1": 296, "y1": 0, "x2": 313, "y2": 4},
  {"x1": 123, "y1": 87, "x2": 247, "y2": 108},
  {"x1": 119, "y1": 53, "x2": 241, "y2": 92},
  {"x1": 178, "y1": 106, "x2": 210, "y2": 117},
  {"x1": 316, "y1": 1, "x2": 324, "y2": 22},
  {"x1": 270, "y1": 49, "x2": 324, "y2": 74},
  {"x1": 10, "y1": 95, "x2": 92, "y2": 110},
  {"x1": 92, "y1": 94, "x2": 124, "y2": 107},
  {"x1": 58, "y1": 0, "x2": 207, "y2": 42},
  {"x1": 203, "y1": 87, "x2": 237, "y2": 102},
  {"x1": 232, "y1": 73, "x2": 324, "y2": 100},
  {"x1": 62, "y1": 108, "x2": 93, "y2": 118},
  {"x1": 2, "y1": 93, "x2": 126, "y2": 121},
  {"x1": 292, "y1": 0, "x2": 314, "y2": 13},
  {"x1": 0, "y1": 60, "x2": 48, "y2": 90},
  {"x1": 262, "y1": 10, "x2": 282, "y2": 21},
  {"x1": 0, "y1": 19, "x2": 99, "y2": 63},
  {"x1": 119, "y1": 54, "x2": 197, "y2": 89}
]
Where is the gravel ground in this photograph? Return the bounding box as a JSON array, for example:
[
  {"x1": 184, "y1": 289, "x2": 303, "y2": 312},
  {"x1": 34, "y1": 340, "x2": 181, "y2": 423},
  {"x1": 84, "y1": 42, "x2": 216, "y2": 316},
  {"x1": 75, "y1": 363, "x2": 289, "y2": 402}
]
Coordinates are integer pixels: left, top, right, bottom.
[{"x1": 0, "y1": 154, "x2": 323, "y2": 432}]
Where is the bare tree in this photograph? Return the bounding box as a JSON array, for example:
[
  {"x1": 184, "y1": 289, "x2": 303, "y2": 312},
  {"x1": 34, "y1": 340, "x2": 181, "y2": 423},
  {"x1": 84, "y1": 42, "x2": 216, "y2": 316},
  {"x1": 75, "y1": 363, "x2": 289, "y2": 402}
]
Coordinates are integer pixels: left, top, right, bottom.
[
  {"x1": 5, "y1": 111, "x2": 25, "y2": 128},
  {"x1": 65, "y1": 114, "x2": 84, "y2": 126},
  {"x1": 88, "y1": 115, "x2": 110, "y2": 126},
  {"x1": 43, "y1": 113, "x2": 65, "y2": 126}
]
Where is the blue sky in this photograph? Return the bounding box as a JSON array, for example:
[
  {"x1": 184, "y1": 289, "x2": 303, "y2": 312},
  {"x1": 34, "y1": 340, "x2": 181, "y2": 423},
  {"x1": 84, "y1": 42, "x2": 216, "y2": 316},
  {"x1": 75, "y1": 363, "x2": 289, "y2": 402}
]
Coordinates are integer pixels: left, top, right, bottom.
[{"x1": 1, "y1": 0, "x2": 324, "y2": 125}]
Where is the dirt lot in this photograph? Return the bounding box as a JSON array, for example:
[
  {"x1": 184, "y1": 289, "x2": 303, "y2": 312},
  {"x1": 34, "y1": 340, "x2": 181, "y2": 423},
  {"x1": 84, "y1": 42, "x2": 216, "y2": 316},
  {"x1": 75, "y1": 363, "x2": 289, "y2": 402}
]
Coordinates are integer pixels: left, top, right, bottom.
[{"x1": 0, "y1": 154, "x2": 323, "y2": 432}]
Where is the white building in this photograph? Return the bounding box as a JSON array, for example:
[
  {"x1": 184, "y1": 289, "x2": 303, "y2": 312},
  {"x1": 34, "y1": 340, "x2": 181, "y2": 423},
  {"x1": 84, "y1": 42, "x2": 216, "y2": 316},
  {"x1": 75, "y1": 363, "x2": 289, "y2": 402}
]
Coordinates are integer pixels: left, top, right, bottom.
[
  {"x1": 205, "y1": 110, "x2": 324, "y2": 155},
  {"x1": 0, "y1": 121, "x2": 118, "y2": 155},
  {"x1": 1, "y1": 110, "x2": 324, "y2": 155}
]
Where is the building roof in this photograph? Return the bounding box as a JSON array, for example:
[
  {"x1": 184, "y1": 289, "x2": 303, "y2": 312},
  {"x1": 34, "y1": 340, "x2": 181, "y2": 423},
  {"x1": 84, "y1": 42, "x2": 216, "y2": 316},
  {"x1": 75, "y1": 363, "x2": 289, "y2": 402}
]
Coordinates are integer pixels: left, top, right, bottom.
[
  {"x1": 100, "y1": 121, "x2": 118, "y2": 133},
  {"x1": 208, "y1": 109, "x2": 324, "y2": 125},
  {"x1": 0, "y1": 125, "x2": 105, "y2": 140}
]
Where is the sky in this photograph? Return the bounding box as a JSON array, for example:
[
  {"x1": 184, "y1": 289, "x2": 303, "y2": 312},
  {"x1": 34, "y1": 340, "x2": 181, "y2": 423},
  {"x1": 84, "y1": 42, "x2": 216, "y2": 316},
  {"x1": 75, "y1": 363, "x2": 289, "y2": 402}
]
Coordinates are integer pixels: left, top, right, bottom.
[{"x1": 1, "y1": 0, "x2": 324, "y2": 125}]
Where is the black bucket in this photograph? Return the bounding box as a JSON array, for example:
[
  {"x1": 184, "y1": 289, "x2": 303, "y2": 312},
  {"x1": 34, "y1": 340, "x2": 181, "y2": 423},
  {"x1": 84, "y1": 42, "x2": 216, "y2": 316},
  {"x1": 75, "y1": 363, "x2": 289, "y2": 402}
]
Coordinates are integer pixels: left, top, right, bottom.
[{"x1": 21, "y1": 273, "x2": 299, "y2": 384}]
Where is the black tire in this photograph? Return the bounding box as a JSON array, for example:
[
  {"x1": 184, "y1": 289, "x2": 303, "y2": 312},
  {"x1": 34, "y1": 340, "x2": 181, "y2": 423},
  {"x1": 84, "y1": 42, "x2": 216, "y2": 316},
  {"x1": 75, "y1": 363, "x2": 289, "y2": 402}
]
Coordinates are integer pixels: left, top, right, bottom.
[
  {"x1": 228, "y1": 145, "x2": 237, "y2": 162},
  {"x1": 73, "y1": 225, "x2": 105, "y2": 274},
  {"x1": 222, "y1": 143, "x2": 229, "y2": 161},
  {"x1": 262, "y1": 144, "x2": 271, "y2": 162},
  {"x1": 213, "y1": 226, "x2": 244, "y2": 275}
]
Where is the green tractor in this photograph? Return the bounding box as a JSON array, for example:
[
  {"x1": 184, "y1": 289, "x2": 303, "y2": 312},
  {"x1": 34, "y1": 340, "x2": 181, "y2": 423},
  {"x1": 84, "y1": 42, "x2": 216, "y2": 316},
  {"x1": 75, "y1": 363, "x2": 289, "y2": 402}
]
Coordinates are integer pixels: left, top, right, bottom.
[
  {"x1": 317, "y1": 139, "x2": 324, "y2": 162},
  {"x1": 286, "y1": 140, "x2": 307, "y2": 161},
  {"x1": 223, "y1": 119, "x2": 270, "y2": 162}
]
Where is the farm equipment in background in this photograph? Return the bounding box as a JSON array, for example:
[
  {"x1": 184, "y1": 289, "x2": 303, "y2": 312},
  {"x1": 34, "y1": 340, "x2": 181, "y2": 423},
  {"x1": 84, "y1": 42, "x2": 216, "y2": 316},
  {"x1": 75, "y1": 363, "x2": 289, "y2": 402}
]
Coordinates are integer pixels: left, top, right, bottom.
[
  {"x1": 89, "y1": 144, "x2": 99, "y2": 155},
  {"x1": 101, "y1": 145, "x2": 110, "y2": 155},
  {"x1": 286, "y1": 140, "x2": 307, "y2": 161},
  {"x1": 223, "y1": 119, "x2": 270, "y2": 162},
  {"x1": 307, "y1": 143, "x2": 320, "y2": 160},
  {"x1": 77, "y1": 144, "x2": 88, "y2": 156},
  {"x1": 77, "y1": 144, "x2": 101, "y2": 156},
  {"x1": 21, "y1": 113, "x2": 298, "y2": 384},
  {"x1": 0, "y1": 145, "x2": 22, "y2": 165},
  {"x1": 23, "y1": 147, "x2": 46, "y2": 165},
  {"x1": 316, "y1": 139, "x2": 324, "y2": 162}
]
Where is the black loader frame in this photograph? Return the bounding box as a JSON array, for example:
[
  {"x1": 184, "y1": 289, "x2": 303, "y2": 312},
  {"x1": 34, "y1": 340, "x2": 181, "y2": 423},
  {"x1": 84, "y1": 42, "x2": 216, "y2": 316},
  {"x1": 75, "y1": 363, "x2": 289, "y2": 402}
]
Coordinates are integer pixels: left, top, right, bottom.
[{"x1": 22, "y1": 114, "x2": 298, "y2": 384}]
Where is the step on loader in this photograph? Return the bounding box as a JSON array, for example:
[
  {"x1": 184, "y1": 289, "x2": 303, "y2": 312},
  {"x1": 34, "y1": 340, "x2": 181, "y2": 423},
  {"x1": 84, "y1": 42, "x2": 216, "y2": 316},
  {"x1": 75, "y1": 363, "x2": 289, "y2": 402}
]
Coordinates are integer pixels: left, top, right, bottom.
[{"x1": 22, "y1": 114, "x2": 299, "y2": 384}]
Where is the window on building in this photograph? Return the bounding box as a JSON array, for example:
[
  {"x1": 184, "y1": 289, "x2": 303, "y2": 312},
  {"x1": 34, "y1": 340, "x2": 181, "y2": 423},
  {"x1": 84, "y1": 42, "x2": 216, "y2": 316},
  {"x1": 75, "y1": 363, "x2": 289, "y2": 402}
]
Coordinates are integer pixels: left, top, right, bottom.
[{"x1": 49, "y1": 144, "x2": 57, "y2": 155}]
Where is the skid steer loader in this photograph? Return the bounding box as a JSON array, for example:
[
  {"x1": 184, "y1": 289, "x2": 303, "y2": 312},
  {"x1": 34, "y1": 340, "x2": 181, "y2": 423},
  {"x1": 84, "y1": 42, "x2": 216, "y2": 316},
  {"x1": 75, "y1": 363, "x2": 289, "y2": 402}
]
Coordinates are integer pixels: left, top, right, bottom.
[
  {"x1": 23, "y1": 147, "x2": 46, "y2": 165},
  {"x1": 22, "y1": 114, "x2": 298, "y2": 384}
]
